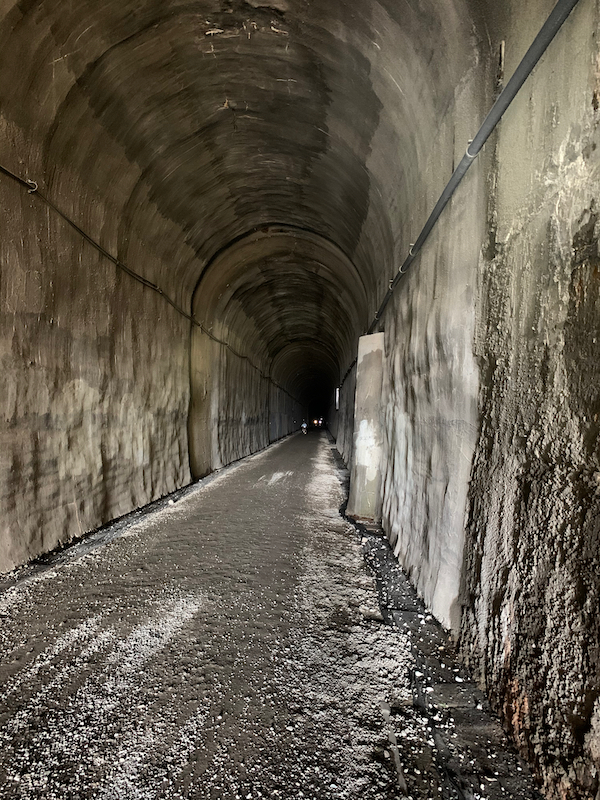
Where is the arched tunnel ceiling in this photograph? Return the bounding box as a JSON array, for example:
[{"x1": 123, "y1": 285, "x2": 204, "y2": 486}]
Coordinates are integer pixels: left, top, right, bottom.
[
  {"x1": 0, "y1": 0, "x2": 482, "y2": 401},
  {"x1": 193, "y1": 227, "x2": 369, "y2": 395}
]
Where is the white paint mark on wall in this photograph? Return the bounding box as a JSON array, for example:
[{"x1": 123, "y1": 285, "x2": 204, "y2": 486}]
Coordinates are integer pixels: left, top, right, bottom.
[{"x1": 354, "y1": 419, "x2": 380, "y2": 483}]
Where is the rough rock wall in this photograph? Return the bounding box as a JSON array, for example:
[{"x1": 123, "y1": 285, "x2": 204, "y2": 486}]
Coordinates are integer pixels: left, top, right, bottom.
[
  {"x1": 269, "y1": 383, "x2": 303, "y2": 445},
  {"x1": 0, "y1": 6, "x2": 200, "y2": 574},
  {"x1": 212, "y1": 349, "x2": 270, "y2": 469},
  {"x1": 460, "y1": 2, "x2": 600, "y2": 797}
]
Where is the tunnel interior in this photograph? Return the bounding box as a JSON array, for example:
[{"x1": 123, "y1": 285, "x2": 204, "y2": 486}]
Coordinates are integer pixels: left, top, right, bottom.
[
  {"x1": 188, "y1": 224, "x2": 370, "y2": 473},
  {"x1": 1, "y1": 0, "x2": 600, "y2": 797}
]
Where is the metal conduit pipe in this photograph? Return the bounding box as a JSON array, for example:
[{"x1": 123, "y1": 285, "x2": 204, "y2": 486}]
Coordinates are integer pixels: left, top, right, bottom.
[{"x1": 367, "y1": 0, "x2": 582, "y2": 335}]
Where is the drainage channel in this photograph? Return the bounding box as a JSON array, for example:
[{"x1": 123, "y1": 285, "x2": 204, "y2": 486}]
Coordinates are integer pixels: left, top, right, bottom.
[{"x1": 330, "y1": 444, "x2": 542, "y2": 800}]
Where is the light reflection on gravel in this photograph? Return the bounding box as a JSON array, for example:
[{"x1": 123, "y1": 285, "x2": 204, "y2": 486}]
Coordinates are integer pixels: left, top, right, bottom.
[
  {"x1": 0, "y1": 435, "x2": 415, "y2": 799},
  {"x1": 0, "y1": 435, "x2": 539, "y2": 799}
]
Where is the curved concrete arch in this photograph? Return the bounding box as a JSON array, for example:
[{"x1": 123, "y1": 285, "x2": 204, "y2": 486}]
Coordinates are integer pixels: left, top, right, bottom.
[
  {"x1": 193, "y1": 225, "x2": 368, "y2": 316},
  {"x1": 270, "y1": 339, "x2": 341, "y2": 410},
  {"x1": 38, "y1": 6, "x2": 388, "y2": 279},
  {"x1": 0, "y1": 0, "x2": 489, "y2": 559},
  {"x1": 13, "y1": 0, "x2": 474, "y2": 305},
  {"x1": 0, "y1": 0, "x2": 489, "y2": 557},
  {"x1": 191, "y1": 226, "x2": 369, "y2": 375}
]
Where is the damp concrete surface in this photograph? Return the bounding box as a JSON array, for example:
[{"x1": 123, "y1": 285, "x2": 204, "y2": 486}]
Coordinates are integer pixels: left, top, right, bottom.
[{"x1": 0, "y1": 432, "x2": 540, "y2": 799}]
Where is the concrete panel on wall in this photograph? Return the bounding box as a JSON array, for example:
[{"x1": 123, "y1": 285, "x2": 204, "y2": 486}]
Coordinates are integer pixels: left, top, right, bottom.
[{"x1": 347, "y1": 333, "x2": 385, "y2": 522}]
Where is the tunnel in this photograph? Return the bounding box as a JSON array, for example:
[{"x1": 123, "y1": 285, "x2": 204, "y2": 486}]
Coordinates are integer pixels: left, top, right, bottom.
[{"x1": 0, "y1": 0, "x2": 599, "y2": 797}]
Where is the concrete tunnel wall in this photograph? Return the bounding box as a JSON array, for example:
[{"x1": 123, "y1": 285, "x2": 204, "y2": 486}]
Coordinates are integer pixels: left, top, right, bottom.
[{"x1": 0, "y1": 0, "x2": 599, "y2": 797}]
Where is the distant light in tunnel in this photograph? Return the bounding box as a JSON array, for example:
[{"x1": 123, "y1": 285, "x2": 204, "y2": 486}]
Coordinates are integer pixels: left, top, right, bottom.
[{"x1": 335, "y1": 387, "x2": 340, "y2": 410}]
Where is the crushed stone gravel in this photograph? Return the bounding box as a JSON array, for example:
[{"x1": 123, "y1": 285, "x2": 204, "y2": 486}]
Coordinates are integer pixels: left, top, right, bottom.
[{"x1": 0, "y1": 433, "x2": 540, "y2": 799}]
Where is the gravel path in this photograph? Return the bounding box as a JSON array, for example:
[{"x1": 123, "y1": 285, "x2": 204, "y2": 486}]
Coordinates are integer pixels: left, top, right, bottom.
[{"x1": 0, "y1": 433, "x2": 540, "y2": 799}]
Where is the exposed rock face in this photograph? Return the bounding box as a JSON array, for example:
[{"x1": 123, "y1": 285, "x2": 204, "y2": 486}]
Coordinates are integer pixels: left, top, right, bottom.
[{"x1": 459, "y1": 4, "x2": 600, "y2": 795}]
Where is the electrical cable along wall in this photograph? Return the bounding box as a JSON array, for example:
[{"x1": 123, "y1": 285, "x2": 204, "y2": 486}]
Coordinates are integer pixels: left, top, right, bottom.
[{"x1": 0, "y1": 163, "x2": 302, "y2": 406}]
